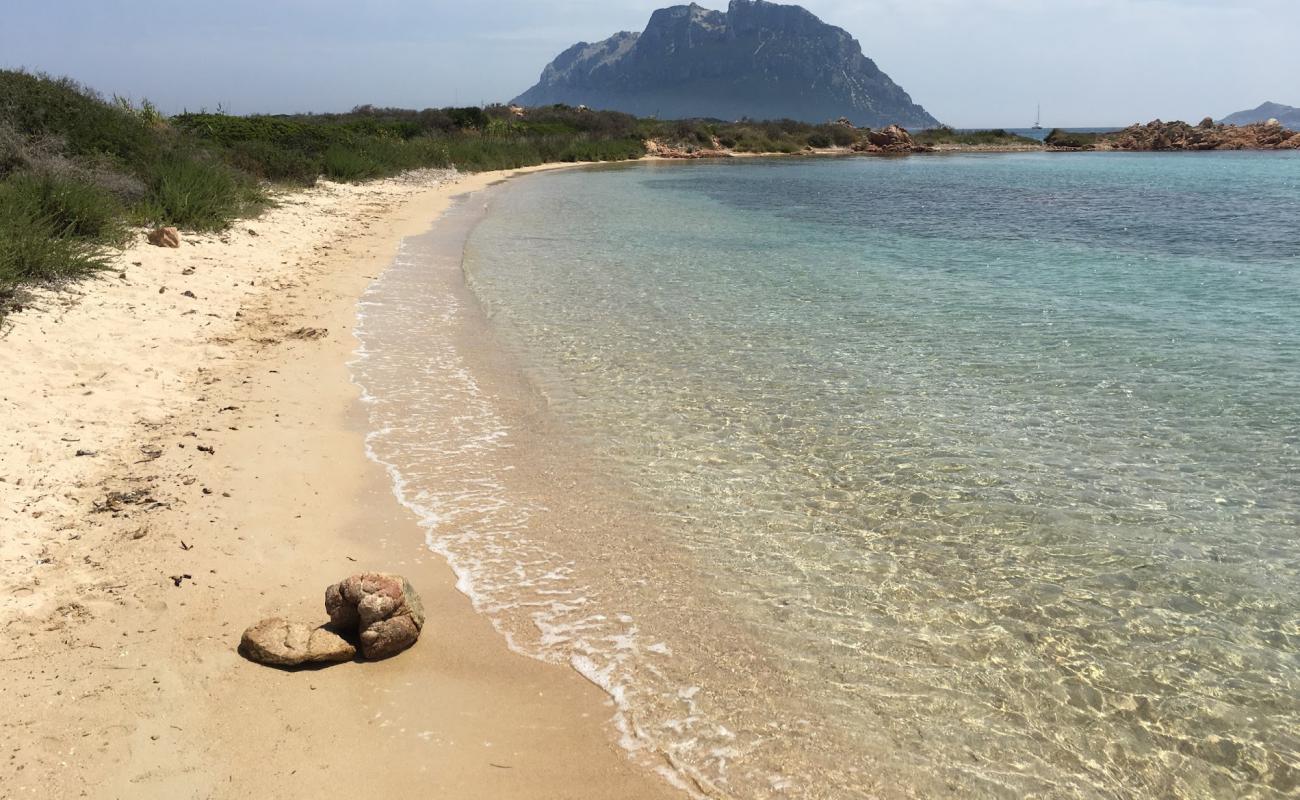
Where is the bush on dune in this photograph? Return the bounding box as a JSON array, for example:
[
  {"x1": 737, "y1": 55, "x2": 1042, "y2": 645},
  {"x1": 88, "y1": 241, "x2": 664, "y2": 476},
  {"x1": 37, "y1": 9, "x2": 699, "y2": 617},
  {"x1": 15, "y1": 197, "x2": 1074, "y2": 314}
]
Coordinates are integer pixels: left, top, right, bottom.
[
  {"x1": 0, "y1": 192, "x2": 113, "y2": 294},
  {"x1": 0, "y1": 171, "x2": 127, "y2": 243},
  {"x1": 139, "y1": 153, "x2": 265, "y2": 231},
  {"x1": 0, "y1": 70, "x2": 166, "y2": 175},
  {"x1": 322, "y1": 144, "x2": 379, "y2": 181}
]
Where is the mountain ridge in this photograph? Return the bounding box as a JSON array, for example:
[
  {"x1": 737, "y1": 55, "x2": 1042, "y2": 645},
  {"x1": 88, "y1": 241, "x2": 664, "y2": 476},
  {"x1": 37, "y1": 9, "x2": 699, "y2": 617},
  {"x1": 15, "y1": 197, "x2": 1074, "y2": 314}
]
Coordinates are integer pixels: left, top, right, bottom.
[
  {"x1": 1219, "y1": 102, "x2": 1300, "y2": 128},
  {"x1": 513, "y1": 0, "x2": 939, "y2": 129}
]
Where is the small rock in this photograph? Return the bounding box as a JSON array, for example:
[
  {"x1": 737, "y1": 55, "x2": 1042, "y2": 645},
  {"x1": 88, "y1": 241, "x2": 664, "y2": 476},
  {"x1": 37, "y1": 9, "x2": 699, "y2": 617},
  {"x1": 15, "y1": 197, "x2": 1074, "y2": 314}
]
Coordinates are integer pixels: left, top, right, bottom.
[
  {"x1": 325, "y1": 573, "x2": 425, "y2": 660},
  {"x1": 240, "y1": 618, "x2": 356, "y2": 667},
  {"x1": 147, "y1": 227, "x2": 181, "y2": 248},
  {"x1": 181, "y1": 290, "x2": 196, "y2": 299}
]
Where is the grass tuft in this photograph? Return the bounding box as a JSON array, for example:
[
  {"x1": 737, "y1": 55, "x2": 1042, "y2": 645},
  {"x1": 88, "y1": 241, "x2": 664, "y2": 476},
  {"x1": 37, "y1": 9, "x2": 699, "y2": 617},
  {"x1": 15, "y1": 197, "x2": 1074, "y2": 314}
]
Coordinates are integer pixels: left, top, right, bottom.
[
  {"x1": 0, "y1": 171, "x2": 127, "y2": 243},
  {"x1": 0, "y1": 203, "x2": 113, "y2": 295},
  {"x1": 139, "y1": 154, "x2": 265, "y2": 231}
]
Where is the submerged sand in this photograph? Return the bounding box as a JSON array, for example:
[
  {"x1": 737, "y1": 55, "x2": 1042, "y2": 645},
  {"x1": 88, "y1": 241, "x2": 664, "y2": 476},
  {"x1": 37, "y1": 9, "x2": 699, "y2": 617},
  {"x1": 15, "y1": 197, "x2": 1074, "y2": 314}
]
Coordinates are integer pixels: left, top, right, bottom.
[{"x1": 0, "y1": 166, "x2": 680, "y2": 799}]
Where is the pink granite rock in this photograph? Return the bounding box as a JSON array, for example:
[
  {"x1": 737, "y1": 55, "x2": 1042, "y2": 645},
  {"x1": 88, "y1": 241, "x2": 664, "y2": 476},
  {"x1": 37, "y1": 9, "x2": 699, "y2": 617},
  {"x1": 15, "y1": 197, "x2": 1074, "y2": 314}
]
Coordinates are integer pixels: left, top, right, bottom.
[
  {"x1": 325, "y1": 573, "x2": 425, "y2": 660},
  {"x1": 146, "y1": 226, "x2": 180, "y2": 248}
]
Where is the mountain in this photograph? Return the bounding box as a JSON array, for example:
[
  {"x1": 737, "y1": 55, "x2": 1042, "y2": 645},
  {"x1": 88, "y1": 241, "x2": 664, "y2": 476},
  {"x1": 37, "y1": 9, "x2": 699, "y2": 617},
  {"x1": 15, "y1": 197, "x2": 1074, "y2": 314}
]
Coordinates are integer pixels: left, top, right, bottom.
[
  {"x1": 512, "y1": 0, "x2": 940, "y2": 129},
  {"x1": 1219, "y1": 102, "x2": 1300, "y2": 128}
]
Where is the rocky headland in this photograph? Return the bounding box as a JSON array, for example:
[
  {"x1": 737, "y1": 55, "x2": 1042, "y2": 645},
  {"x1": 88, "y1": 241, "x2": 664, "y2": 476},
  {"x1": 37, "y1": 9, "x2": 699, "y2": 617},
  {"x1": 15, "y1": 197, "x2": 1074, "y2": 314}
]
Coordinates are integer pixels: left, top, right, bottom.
[
  {"x1": 1048, "y1": 118, "x2": 1300, "y2": 151},
  {"x1": 514, "y1": 0, "x2": 939, "y2": 128},
  {"x1": 1220, "y1": 101, "x2": 1300, "y2": 128}
]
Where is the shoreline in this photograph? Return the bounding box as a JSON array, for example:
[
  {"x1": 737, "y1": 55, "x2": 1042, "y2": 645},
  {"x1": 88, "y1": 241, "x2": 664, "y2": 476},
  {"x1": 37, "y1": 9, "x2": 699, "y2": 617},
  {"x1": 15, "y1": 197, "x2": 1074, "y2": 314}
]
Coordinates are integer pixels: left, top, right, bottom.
[
  {"x1": 0, "y1": 164, "x2": 681, "y2": 798},
  {"x1": 6, "y1": 150, "x2": 1296, "y2": 798}
]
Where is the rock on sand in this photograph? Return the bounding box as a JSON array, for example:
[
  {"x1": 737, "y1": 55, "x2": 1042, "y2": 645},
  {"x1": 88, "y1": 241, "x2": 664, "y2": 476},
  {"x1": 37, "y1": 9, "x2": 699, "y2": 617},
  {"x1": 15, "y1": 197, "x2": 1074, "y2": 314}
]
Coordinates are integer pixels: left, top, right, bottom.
[{"x1": 239, "y1": 617, "x2": 356, "y2": 667}]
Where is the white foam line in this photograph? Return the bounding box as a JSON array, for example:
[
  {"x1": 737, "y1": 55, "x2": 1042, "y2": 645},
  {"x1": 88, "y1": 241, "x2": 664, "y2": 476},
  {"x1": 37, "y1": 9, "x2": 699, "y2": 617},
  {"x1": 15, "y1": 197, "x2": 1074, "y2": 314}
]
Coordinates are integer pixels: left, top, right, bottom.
[{"x1": 347, "y1": 187, "x2": 720, "y2": 800}]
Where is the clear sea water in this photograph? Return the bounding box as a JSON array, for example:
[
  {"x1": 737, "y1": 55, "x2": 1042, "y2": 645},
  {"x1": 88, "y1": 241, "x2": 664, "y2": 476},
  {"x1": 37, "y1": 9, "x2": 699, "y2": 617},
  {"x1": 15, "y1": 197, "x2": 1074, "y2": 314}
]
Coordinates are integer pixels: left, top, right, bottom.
[{"x1": 358, "y1": 152, "x2": 1300, "y2": 799}]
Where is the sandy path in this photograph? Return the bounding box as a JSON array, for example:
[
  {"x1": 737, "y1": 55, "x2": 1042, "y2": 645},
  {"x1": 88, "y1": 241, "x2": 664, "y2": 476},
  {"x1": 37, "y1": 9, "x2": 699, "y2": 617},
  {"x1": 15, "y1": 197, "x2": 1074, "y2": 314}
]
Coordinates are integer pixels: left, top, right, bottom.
[{"x1": 0, "y1": 166, "x2": 682, "y2": 799}]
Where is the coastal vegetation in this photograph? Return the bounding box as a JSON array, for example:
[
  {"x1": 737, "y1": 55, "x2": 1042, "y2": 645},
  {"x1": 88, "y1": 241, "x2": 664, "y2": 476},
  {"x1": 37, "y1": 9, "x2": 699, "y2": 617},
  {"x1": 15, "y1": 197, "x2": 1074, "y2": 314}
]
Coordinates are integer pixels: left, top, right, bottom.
[
  {"x1": 1044, "y1": 128, "x2": 1105, "y2": 149},
  {"x1": 912, "y1": 126, "x2": 1041, "y2": 148}
]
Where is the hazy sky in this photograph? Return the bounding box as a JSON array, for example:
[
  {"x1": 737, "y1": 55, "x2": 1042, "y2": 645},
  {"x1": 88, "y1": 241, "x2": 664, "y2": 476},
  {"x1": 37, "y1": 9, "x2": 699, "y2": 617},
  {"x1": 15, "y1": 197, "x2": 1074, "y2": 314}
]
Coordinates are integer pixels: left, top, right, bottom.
[{"x1": 3, "y1": 0, "x2": 1296, "y2": 127}]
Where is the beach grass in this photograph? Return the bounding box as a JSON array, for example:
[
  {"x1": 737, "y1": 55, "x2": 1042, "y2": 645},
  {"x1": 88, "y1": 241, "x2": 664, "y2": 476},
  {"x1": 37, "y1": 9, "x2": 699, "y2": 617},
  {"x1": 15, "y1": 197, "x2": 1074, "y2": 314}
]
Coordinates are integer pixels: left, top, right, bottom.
[
  {"x1": 0, "y1": 171, "x2": 128, "y2": 244},
  {"x1": 137, "y1": 154, "x2": 267, "y2": 231},
  {"x1": 0, "y1": 170, "x2": 123, "y2": 302},
  {"x1": 0, "y1": 198, "x2": 114, "y2": 297}
]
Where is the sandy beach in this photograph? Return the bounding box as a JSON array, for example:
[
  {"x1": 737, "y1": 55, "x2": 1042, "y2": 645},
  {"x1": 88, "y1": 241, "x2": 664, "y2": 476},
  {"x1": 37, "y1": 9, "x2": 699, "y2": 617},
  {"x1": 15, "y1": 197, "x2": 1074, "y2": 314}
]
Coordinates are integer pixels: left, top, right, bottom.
[{"x1": 0, "y1": 166, "x2": 681, "y2": 799}]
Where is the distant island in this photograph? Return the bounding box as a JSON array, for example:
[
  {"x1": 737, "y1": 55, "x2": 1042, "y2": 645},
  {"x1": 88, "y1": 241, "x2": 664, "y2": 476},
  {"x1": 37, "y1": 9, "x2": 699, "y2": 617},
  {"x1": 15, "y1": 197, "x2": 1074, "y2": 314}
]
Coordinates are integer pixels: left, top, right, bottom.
[
  {"x1": 1219, "y1": 101, "x2": 1300, "y2": 128},
  {"x1": 512, "y1": 0, "x2": 940, "y2": 129}
]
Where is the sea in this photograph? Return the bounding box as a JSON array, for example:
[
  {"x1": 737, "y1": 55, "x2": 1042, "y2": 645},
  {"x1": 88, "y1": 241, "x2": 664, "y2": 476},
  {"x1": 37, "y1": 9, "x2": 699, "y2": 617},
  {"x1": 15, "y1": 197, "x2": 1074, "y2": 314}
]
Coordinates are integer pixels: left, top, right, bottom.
[{"x1": 352, "y1": 151, "x2": 1300, "y2": 799}]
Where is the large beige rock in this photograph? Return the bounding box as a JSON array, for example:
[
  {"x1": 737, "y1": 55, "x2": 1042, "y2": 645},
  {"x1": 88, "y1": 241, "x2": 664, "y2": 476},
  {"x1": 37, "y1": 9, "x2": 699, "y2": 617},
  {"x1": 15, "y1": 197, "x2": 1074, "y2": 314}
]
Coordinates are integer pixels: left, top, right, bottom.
[
  {"x1": 146, "y1": 226, "x2": 180, "y2": 248},
  {"x1": 326, "y1": 573, "x2": 425, "y2": 660},
  {"x1": 239, "y1": 617, "x2": 356, "y2": 667}
]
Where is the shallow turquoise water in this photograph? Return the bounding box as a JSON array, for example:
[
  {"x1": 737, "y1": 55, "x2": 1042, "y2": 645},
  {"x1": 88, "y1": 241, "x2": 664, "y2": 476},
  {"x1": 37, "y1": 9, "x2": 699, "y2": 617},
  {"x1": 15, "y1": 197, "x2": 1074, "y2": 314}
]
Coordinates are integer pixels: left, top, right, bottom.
[{"x1": 456, "y1": 153, "x2": 1300, "y2": 798}]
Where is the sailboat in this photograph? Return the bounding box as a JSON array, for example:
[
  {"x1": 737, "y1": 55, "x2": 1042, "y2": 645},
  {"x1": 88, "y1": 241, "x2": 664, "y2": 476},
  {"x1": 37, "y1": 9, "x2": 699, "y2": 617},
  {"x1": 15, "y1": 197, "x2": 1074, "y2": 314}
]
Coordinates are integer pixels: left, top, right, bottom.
[{"x1": 1032, "y1": 104, "x2": 1044, "y2": 131}]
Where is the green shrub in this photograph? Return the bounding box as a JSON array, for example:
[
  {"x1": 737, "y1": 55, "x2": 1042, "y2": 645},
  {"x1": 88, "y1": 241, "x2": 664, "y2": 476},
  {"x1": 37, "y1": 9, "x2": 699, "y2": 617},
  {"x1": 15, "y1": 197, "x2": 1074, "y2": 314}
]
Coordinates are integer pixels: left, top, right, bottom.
[
  {"x1": 0, "y1": 171, "x2": 126, "y2": 244},
  {"x1": 141, "y1": 154, "x2": 263, "y2": 230},
  {"x1": 322, "y1": 145, "x2": 378, "y2": 181},
  {"x1": 913, "y1": 126, "x2": 1042, "y2": 147},
  {"x1": 0, "y1": 201, "x2": 112, "y2": 292},
  {"x1": 227, "y1": 139, "x2": 321, "y2": 184},
  {"x1": 829, "y1": 126, "x2": 858, "y2": 147},
  {"x1": 0, "y1": 70, "x2": 165, "y2": 173},
  {"x1": 1044, "y1": 129, "x2": 1101, "y2": 149},
  {"x1": 448, "y1": 107, "x2": 489, "y2": 130}
]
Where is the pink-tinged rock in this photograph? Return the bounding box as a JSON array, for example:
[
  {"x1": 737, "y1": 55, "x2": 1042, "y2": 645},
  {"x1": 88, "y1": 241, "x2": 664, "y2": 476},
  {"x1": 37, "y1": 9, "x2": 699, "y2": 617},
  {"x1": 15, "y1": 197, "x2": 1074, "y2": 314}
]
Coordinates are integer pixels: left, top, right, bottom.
[
  {"x1": 325, "y1": 573, "x2": 425, "y2": 660},
  {"x1": 146, "y1": 226, "x2": 180, "y2": 248}
]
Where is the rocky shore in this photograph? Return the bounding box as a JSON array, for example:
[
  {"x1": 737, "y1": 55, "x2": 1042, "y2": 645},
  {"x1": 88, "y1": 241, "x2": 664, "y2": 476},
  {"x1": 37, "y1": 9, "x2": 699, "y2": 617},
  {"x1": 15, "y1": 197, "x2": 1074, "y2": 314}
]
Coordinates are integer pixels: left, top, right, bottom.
[
  {"x1": 1048, "y1": 118, "x2": 1300, "y2": 151},
  {"x1": 648, "y1": 118, "x2": 1300, "y2": 158}
]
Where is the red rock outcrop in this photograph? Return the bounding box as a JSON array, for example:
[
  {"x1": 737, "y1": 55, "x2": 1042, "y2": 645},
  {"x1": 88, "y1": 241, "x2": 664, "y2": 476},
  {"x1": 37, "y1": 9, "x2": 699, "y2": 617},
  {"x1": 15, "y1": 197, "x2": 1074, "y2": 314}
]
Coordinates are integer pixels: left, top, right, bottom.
[
  {"x1": 851, "y1": 124, "x2": 930, "y2": 154},
  {"x1": 644, "y1": 138, "x2": 733, "y2": 158},
  {"x1": 1096, "y1": 119, "x2": 1299, "y2": 151}
]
